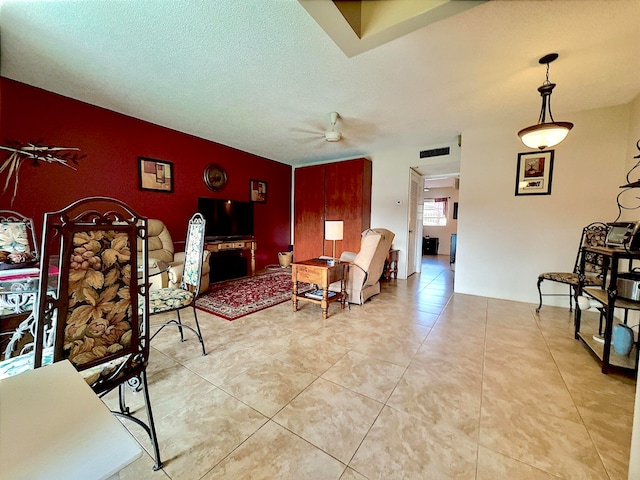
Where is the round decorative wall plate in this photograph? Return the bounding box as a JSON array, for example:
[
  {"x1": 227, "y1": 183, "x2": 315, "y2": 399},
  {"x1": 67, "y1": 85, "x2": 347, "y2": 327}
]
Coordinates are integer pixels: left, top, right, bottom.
[{"x1": 203, "y1": 164, "x2": 227, "y2": 191}]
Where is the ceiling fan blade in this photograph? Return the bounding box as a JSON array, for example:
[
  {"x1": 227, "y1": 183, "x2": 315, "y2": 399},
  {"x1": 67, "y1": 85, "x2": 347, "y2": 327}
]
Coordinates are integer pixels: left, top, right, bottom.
[
  {"x1": 292, "y1": 136, "x2": 323, "y2": 144},
  {"x1": 290, "y1": 127, "x2": 323, "y2": 136}
]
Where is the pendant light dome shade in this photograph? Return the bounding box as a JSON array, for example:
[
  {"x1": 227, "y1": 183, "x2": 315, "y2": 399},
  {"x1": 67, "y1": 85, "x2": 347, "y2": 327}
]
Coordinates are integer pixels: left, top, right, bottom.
[
  {"x1": 518, "y1": 53, "x2": 573, "y2": 150},
  {"x1": 518, "y1": 121, "x2": 573, "y2": 150}
]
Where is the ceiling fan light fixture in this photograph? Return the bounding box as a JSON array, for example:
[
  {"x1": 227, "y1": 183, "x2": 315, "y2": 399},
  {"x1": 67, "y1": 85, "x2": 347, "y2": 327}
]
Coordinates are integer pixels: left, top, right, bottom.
[
  {"x1": 325, "y1": 130, "x2": 342, "y2": 142},
  {"x1": 518, "y1": 121, "x2": 573, "y2": 150},
  {"x1": 518, "y1": 53, "x2": 573, "y2": 150}
]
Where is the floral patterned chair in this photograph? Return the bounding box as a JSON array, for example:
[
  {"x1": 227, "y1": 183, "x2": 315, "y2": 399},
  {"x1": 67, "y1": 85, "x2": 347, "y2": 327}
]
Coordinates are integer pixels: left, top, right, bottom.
[
  {"x1": 0, "y1": 210, "x2": 40, "y2": 355},
  {"x1": 145, "y1": 212, "x2": 207, "y2": 356},
  {"x1": 32, "y1": 197, "x2": 163, "y2": 471},
  {"x1": 536, "y1": 222, "x2": 610, "y2": 313},
  {"x1": 0, "y1": 209, "x2": 39, "y2": 261}
]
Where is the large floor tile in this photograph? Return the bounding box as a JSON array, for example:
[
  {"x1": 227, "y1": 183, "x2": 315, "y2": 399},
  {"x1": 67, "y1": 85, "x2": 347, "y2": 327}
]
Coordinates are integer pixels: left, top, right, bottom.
[
  {"x1": 273, "y1": 377, "x2": 383, "y2": 463},
  {"x1": 349, "y1": 405, "x2": 477, "y2": 480},
  {"x1": 201, "y1": 421, "x2": 346, "y2": 479},
  {"x1": 476, "y1": 446, "x2": 559, "y2": 479},
  {"x1": 387, "y1": 357, "x2": 482, "y2": 440},
  {"x1": 219, "y1": 356, "x2": 318, "y2": 417},
  {"x1": 479, "y1": 394, "x2": 608, "y2": 478},
  {"x1": 321, "y1": 350, "x2": 405, "y2": 402}
]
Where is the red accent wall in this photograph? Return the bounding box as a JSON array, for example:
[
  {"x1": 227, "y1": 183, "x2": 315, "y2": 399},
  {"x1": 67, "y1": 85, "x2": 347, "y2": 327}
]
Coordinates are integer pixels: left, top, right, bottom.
[{"x1": 0, "y1": 78, "x2": 291, "y2": 271}]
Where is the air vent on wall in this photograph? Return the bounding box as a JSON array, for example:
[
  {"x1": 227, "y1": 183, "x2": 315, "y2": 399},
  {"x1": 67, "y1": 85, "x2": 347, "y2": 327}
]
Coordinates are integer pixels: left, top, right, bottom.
[{"x1": 419, "y1": 147, "x2": 450, "y2": 158}]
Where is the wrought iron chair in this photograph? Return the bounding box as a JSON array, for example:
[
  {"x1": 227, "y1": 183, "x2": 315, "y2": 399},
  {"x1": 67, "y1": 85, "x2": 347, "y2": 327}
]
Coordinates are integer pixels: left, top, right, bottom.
[
  {"x1": 0, "y1": 210, "x2": 40, "y2": 362},
  {"x1": 145, "y1": 212, "x2": 207, "y2": 355},
  {"x1": 536, "y1": 222, "x2": 609, "y2": 313},
  {"x1": 33, "y1": 197, "x2": 162, "y2": 470},
  {"x1": 0, "y1": 209, "x2": 39, "y2": 261}
]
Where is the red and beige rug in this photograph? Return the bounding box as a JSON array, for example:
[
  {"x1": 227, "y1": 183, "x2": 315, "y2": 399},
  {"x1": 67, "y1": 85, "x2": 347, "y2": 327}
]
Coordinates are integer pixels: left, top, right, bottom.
[{"x1": 195, "y1": 269, "x2": 310, "y2": 321}]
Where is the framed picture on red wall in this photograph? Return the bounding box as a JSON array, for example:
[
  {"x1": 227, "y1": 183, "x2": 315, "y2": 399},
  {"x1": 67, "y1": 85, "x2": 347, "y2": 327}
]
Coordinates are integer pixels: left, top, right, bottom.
[
  {"x1": 250, "y1": 179, "x2": 267, "y2": 203},
  {"x1": 138, "y1": 157, "x2": 174, "y2": 193}
]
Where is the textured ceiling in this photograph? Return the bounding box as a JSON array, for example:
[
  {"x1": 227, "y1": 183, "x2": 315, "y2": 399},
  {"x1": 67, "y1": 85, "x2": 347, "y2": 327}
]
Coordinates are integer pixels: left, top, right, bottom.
[{"x1": 1, "y1": 0, "x2": 639, "y2": 170}]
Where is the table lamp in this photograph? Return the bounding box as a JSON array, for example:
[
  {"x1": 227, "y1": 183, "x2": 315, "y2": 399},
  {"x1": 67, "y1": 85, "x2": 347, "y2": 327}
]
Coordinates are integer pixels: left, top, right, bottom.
[{"x1": 325, "y1": 220, "x2": 343, "y2": 260}]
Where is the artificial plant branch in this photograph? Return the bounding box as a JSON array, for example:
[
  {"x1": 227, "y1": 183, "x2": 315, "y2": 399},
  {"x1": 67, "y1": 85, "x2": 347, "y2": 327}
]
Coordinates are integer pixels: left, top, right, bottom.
[{"x1": 0, "y1": 141, "x2": 84, "y2": 205}]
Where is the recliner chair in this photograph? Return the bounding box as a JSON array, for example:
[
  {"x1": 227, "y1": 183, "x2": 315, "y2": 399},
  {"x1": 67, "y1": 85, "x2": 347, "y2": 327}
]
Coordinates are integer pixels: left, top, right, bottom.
[
  {"x1": 329, "y1": 228, "x2": 395, "y2": 305},
  {"x1": 137, "y1": 219, "x2": 210, "y2": 293}
]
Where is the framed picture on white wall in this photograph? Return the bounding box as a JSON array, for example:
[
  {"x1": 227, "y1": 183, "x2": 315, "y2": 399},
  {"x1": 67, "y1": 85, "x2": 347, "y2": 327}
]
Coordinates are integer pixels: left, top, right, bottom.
[{"x1": 515, "y1": 150, "x2": 554, "y2": 196}]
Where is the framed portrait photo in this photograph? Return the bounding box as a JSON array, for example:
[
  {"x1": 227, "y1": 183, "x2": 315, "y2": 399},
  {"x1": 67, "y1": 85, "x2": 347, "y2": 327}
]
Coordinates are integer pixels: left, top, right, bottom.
[
  {"x1": 515, "y1": 150, "x2": 554, "y2": 196},
  {"x1": 138, "y1": 157, "x2": 174, "y2": 193},
  {"x1": 250, "y1": 179, "x2": 267, "y2": 203}
]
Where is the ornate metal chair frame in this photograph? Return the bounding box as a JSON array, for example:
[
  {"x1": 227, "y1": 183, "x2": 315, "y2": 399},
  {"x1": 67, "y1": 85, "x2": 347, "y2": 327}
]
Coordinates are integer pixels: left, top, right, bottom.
[
  {"x1": 33, "y1": 197, "x2": 162, "y2": 470},
  {"x1": 0, "y1": 210, "x2": 41, "y2": 361},
  {"x1": 147, "y1": 212, "x2": 206, "y2": 355},
  {"x1": 0, "y1": 209, "x2": 39, "y2": 261},
  {"x1": 536, "y1": 222, "x2": 610, "y2": 313}
]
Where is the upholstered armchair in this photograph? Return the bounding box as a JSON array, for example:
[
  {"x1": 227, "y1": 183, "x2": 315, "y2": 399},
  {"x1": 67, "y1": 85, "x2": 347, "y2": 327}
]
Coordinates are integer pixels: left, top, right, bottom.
[
  {"x1": 137, "y1": 219, "x2": 175, "y2": 290},
  {"x1": 137, "y1": 219, "x2": 210, "y2": 293},
  {"x1": 329, "y1": 228, "x2": 395, "y2": 305}
]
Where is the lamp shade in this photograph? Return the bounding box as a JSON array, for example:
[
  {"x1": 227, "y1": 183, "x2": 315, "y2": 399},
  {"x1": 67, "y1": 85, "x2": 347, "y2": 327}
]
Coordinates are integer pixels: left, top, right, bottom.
[
  {"x1": 325, "y1": 221, "x2": 343, "y2": 241},
  {"x1": 518, "y1": 121, "x2": 573, "y2": 150}
]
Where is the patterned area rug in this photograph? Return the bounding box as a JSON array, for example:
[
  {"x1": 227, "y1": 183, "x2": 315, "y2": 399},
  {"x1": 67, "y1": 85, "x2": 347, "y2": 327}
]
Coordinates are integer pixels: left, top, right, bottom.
[{"x1": 195, "y1": 269, "x2": 310, "y2": 321}]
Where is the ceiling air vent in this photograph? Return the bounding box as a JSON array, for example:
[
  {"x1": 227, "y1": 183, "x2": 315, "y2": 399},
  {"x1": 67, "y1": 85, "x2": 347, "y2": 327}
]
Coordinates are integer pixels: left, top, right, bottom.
[{"x1": 419, "y1": 147, "x2": 450, "y2": 158}]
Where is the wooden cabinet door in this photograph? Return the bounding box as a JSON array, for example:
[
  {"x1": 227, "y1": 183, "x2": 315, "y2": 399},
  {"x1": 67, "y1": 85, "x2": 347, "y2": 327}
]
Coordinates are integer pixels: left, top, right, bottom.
[
  {"x1": 293, "y1": 164, "x2": 325, "y2": 261},
  {"x1": 294, "y1": 158, "x2": 372, "y2": 261},
  {"x1": 325, "y1": 158, "x2": 372, "y2": 256}
]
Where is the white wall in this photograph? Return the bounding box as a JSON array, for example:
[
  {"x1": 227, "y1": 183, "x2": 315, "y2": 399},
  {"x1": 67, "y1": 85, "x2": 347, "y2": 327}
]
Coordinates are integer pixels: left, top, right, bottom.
[
  {"x1": 455, "y1": 104, "x2": 630, "y2": 304},
  {"x1": 369, "y1": 144, "x2": 460, "y2": 278},
  {"x1": 625, "y1": 93, "x2": 640, "y2": 480}
]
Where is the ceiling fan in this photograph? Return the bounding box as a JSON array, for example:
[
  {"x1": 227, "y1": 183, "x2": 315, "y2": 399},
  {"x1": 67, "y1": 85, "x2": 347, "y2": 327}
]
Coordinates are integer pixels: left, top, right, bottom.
[
  {"x1": 323, "y1": 111, "x2": 342, "y2": 142},
  {"x1": 292, "y1": 111, "x2": 344, "y2": 144}
]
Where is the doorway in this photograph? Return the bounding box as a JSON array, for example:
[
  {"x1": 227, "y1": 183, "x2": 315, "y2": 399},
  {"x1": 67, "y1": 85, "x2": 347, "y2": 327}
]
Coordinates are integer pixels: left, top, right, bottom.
[{"x1": 420, "y1": 175, "x2": 459, "y2": 265}]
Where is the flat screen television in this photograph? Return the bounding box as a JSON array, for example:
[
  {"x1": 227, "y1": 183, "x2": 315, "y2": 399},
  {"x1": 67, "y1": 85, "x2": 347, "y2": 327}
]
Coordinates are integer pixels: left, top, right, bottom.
[{"x1": 197, "y1": 197, "x2": 254, "y2": 240}]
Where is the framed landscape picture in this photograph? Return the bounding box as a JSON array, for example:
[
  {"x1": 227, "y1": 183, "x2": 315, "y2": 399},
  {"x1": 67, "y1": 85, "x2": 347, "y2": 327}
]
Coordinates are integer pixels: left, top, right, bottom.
[
  {"x1": 515, "y1": 150, "x2": 554, "y2": 196},
  {"x1": 139, "y1": 157, "x2": 174, "y2": 193}
]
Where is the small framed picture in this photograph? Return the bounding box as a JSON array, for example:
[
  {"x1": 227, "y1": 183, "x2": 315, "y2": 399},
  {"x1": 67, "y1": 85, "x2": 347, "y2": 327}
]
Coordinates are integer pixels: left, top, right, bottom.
[
  {"x1": 139, "y1": 157, "x2": 174, "y2": 193},
  {"x1": 250, "y1": 179, "x2": 267, "y2": 203},
  {"x1": 515, "y1": 150, "x2": 554, "y2": 196}
]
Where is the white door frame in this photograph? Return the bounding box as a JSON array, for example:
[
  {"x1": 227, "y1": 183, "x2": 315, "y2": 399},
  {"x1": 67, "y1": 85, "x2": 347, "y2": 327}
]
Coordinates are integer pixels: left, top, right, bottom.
[{"x1": 407, "y1": 169, "x2": 422, "y2": 277}]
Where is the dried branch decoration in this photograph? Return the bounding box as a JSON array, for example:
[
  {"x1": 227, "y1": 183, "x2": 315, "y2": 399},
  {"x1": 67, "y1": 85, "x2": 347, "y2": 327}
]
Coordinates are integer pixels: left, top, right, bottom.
[{"x1": 0, "y1": 140, "x2": 84, "y2": 204}]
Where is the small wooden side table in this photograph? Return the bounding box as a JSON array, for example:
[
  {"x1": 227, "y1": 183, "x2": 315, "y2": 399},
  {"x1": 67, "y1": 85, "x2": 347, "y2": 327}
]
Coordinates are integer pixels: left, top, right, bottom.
[
  {"x1": 384, "y1": 249, "x2": 399, "y2": 279},
  {"x1": 291, "y1": 259, "x2": 347, "y2": 319}
]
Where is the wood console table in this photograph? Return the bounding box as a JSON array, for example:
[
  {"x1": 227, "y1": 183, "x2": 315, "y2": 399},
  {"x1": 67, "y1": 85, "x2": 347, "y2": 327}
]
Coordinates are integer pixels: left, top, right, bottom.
[
  {"x1": 204, "y1": 238, "x2": 257, "y2": 274},
  {"x1": 291, "y1": 259, "x2": 347, "y2": 319}
]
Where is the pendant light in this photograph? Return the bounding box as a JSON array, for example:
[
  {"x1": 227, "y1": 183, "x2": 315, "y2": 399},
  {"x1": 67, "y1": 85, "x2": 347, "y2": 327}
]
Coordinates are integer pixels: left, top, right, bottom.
[{"x1": 518, "y1": 53, "x2": 573, "y2": 150}]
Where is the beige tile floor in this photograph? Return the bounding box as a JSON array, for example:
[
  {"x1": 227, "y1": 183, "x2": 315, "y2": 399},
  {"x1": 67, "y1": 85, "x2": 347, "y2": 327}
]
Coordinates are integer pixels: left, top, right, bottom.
[{"x1": 113, "y1": 256, "x2": 636, "y2": 480}]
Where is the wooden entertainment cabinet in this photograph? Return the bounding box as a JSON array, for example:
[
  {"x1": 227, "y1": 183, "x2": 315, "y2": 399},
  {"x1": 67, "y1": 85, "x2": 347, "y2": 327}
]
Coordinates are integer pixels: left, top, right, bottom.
[{"x1": 204, "y1": 238, "x2": 257, "y2": 279}]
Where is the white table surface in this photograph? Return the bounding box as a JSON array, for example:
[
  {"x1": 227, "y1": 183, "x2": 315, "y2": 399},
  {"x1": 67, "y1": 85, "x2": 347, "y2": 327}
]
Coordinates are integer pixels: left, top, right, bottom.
[{"x1": 0, "y1": 360, "x2": 142, "y2": 480}]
